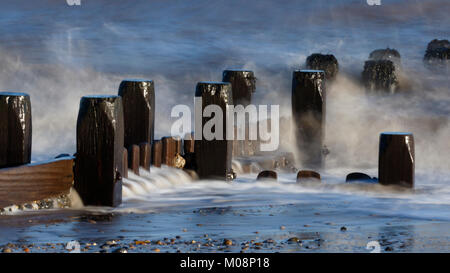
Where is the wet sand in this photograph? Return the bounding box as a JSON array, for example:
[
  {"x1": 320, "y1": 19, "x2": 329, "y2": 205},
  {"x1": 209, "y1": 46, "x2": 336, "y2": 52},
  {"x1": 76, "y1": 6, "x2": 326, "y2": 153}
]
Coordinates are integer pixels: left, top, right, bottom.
[{"x1": 1, "y1": 202, "x2": 448, "y2": 253}]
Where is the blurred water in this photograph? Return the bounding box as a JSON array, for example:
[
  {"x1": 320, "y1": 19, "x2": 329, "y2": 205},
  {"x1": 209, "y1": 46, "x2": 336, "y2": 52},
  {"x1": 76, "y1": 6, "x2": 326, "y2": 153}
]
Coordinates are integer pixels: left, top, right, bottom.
[{"x1": 0, "y1": 0, "x2": 449, "y2": 224}]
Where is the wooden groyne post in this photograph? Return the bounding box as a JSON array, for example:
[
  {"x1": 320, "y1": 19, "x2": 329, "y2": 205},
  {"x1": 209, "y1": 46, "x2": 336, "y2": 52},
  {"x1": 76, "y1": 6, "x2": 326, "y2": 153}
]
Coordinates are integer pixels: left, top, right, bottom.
[
  {"x1": 222, "y1": 70, "x2": 259, "y2": 157},
  {"x1": 292, "y1": 70, "x2": 326, "y2": 168},
  {"x1": 74, "y1": 96, "x2": 124, "y2": 207},
  {"x1": 152, "y1": 139, "x2": 162, "y2": 167},
  {"x1": 118, "y1": 79, "x2": 155, "y2": 148},
  {"x1": 0, "y1": 92, "x2": 32, "y2": 168},
  {"x1": 306, "y1": 54, "x2": 339, "y2": 80},
  {"x1": 162, "y1": 136, "x2": 178, "y2": 167},
  {"x1": 379, "y1": 132, "x2": 414, "y2": 188},
  {"x1": 128, "y1": 144, "x2": 140, "y2": 176},
  {"x1": 195, "y1": 82, "x2": 233, "y2": 180},
  {"x1": 222, "y1": 70, "x2": 256, "y2": 107}
]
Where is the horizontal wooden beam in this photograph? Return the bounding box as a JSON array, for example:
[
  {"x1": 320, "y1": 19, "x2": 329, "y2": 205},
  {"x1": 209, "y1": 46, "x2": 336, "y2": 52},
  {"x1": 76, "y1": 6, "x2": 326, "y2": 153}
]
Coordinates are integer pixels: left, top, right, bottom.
[{"x1": 0, "y1": 157, "x2": 74, "y2": 208}]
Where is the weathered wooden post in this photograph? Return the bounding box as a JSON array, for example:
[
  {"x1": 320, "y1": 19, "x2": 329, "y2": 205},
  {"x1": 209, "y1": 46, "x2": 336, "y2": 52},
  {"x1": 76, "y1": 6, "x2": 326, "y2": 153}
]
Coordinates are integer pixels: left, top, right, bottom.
[
  {"x1": 345, "y1": 172, "x2": 377, "y2": 183},
  {"x1": 423, "y1": 39, "x2": 450, "y2": 71},
  {"x1": 139, "y1": 142, "x2": 151, "y2": 171},
  {"x1": 257, "y1": 170, "x2": 277, "y2": 181},
  {"x1": 122, "y1": 148, "x2": 128, "y2": 179},
  {"x1": 128, "y1": 144, "x2": 140, "y2": 176},
  {"x1": 162, "y1": 136, "x2": 177, "y2": 167},
  {"x1": 152, "y1": 139, "x2": 162, "y2": 167},
  {"x1": 184, "y1": 132, "x2": 194, "y2": 154},
  {"x1": 74, "y1": 95, "x2": 124, "y2": 207},
  {"x1": 223, "y1": 70, "x2": 257, "y2": 158},
  {"x1": 296, "y1": 170, "x2": 321, "y2": 183},
  {"x1": 306, "y1": 54, "x2": 339, "y2": 80},
  {"x1": 292, "y1": 70, "x2": 326, "y2": 168},
  {"x1": 175, "y1": 137, "x2": 182, "y2": 155},
  {"x1": 222, "y1": 69, "x2": 256, "y2": 107},
  {"x1": 0, "y1": 92, "x2": 32, "y2": 168},
  {"x1": 195, "y1": 82, "x2": 234, "y2": 180},
  {"x1": 379, "y1": 132, "x2": 414, "y2": 188},
  {"x1": 118, "y1": 79, "x2": 155, "y2": 148}
]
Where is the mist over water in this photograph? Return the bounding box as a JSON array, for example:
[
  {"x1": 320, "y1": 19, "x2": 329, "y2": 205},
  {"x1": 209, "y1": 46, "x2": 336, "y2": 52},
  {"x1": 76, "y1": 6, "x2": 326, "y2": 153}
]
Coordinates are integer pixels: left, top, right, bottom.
[{"x1": 0, "y1": 0, "x2": 449, "y2": 220}]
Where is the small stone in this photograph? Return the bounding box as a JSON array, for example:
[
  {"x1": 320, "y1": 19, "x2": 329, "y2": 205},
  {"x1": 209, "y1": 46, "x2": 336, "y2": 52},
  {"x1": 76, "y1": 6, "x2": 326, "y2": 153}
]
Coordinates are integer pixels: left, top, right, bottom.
[
  {"x1": 287, "y1": 237, "x2": 299, "y2": 243},
  {"x1": 223, "y1": 239, "x2": 233, "y2": 246},
  {"x1": 280, "y1": 226, "x2": 285, "y2": 230},
  {"x1": 2, "y1": 248, "x2": 13, "y2": 253},
  {"x1": 113, "y1": 248, "x2": 128, "y2": 253},
  {"x1": 106, "y1": 240, "x2": 117, "y2": 245},
  {"x1": 153, "y1": 248, "x2": 161, "y2": 252},
  {"x1": 385, "y1": 246, "x2": 394, "y2": 251},
  {"x1": 340, "y1": 226, "x2": 347, "y2": 232}
]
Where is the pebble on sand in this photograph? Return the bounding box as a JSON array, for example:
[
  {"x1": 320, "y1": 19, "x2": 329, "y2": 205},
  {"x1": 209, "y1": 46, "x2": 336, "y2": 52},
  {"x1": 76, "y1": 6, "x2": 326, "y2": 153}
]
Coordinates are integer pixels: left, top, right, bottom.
[{"x1": 2, "y1": 248, "x2": 13, "y2": 253}]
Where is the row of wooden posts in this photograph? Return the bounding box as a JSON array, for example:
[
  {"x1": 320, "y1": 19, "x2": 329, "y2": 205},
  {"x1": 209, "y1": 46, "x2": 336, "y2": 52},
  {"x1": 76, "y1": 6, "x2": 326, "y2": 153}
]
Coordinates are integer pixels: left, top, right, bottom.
[{"x1": 0, "y1": 67, "x2": 415, "y2": 208}]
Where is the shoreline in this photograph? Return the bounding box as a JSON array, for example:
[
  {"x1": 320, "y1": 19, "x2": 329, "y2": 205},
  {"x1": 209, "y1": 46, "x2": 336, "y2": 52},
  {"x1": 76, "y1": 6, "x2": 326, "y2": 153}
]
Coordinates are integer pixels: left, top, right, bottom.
[{"x1": 1, "y1": 203, "x2": 448, "y2": 253}]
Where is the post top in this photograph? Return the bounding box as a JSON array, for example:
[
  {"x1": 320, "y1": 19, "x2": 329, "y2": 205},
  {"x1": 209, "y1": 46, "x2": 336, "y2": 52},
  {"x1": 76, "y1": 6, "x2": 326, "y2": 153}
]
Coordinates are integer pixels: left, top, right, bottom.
[
  {"x1": 223, "y1": 69, "x2": 254, "y2": 73},
  {"x1": 0, "y1": 92, "x2": 29, "y2": 97},
  {"x1": 380, "y1": 132, "x2": 413, "y2": 136},
  {"x1": 81, "y1": 95, "x2": 122, "y2": 104},
  {"x1": 294, "y1": 69, "x2": 325, "y2": 73},
  {"x1": 197, "y1": 81, "x2": 231, "y2": 85},
  {"x1": 82, "y1": 95, "x2": 120, "y2": 99},
  {"x1": 121, "y1": 79, "x2": 153, "y2": 83}
]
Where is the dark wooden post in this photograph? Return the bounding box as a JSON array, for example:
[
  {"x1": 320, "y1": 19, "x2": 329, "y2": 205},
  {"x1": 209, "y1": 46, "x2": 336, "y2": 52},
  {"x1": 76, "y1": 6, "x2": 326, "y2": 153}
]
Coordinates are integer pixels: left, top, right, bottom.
[
  {"x1": 118, "y1": 79, "x2": 155, "y2": 148},
  {"x1": 296, "y1": 170, "x2": 321, "y2": 183},
  {"x1": 184, "y1": 132, "x2": 194, "y2": 154},
  {"x1": 222, "y1": 70, "x2": 256, "y2": 107},
  {"x1": 139, "y1": 142, "x2": 151, "y2": 171},
  {"x1": 345, "y1": 172, "x2": 377, "y2": 183},
  {"x1": 152, "y1": 140, "x2": 162, "y2": 167},
  {"x1": 128, "y1": 144, "x2": 140, "y2": 176},
  {"x1": 257, "y1": 170, "x2": 277, "y2": 181},
  {"x1": 292, "y1": 70, "x2": 326, "y2": 168},
  {"x1": 0, "y1": 92, "x2": 32, "y2": 168},
  {"x1": 195, "y1": 82, "x2": 233, "y2": 180},
  {"x1": 74, "y1": 96, "x2": 124, "y2": 207},
  {"x1": 306, "y1": 54, "x2": 339, "y2": 80},
  {"x1": 379, "y1": 132, "x2": 414, "y2": 188},
  {"x1": 223, "y1": 70, "x2": 257, "y2": 158},
  {"x1": 183, "y1": 133, "x2": 196, "y2": 171},
  {"x1": 162, "y1": 136, "x2": 177, "y2": 166},
  {"x1": 175, "y1": 137, "x2": 182, "y2": 155},
  {"x1": 122, "y1": 148, "x2": 128, "y2": 179}
]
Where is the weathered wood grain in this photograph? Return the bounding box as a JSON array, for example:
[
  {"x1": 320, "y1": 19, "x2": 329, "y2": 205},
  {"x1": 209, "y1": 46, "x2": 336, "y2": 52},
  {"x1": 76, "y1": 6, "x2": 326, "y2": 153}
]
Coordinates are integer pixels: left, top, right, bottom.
[{"x1": 0, "y1": 157, "x2": 74, "y2": 208}]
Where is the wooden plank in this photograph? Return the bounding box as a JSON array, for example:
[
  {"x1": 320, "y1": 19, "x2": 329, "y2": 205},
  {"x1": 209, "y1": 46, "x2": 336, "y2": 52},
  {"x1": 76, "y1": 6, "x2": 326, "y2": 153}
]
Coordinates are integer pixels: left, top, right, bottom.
[
  {"x1": 139, "y1": 142, "x2": 151, "y2": 171},
  {"x1": 128, "y1": 144, "x2": 140, "y2": 176},
  {"x1": 162, "y1": 136, "x2": 177, "y2": 167},
  {"x1": 0, "y1": 157, "x2": 74, "y2": 208},
  {"x1": 152, "y1": 140, "x2": 162, "y2": 167}
]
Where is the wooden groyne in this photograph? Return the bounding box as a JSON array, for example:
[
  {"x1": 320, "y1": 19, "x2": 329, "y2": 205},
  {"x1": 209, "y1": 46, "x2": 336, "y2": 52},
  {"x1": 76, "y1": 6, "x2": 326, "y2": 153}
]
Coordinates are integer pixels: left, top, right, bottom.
[{"x1": 1, "y1": 41, "x2": 437, "y2": 208}]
